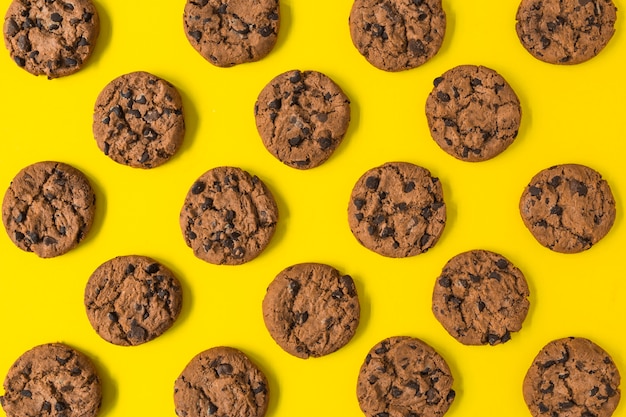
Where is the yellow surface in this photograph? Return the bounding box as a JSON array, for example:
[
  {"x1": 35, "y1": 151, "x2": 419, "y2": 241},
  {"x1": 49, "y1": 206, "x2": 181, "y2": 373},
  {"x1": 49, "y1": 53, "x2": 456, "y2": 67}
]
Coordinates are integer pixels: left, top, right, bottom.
[{"x1": 0, "y1": 0, "x2": 625, "y2": 416}]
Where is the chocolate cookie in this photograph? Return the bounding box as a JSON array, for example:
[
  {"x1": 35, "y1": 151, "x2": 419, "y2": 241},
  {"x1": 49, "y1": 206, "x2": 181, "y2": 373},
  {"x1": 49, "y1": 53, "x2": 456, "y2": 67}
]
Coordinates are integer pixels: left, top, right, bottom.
[
  {"x1": 3, "y1": 0, "x2": 99, "y2": 78},
  {"x1": 174, "y1": 346, "x2": 269, "y2": 417},
  {"x1": 425, "y1": 65, "x2": 522, "y2": 162},
  {"x1": 519, "y1": 164, "x2": 616, "y2": 253},
  {"x1": 432, "y1": 250, "x2": 530, "y2": 346},
  {"x1": 357, "y1": 336, "x2": 456, "y2": 417},
  {"x1": 523, "y1": 337, "x2": 621, "y2": 417},
  {"x1": 180, "y1": 166, "x2": 278, "y2": 265},
  {"x1": 254, "y1": 70, "x2": 351, "y2": 169},
  {"x1": 516, "y1": 0, "x2": 617, "y2": 64},
  {"x1": 348, "y1": 162, "x2": 446, "y2": 258},
  {"x1": 349, "y1": 0, "x2": 446, "y2": 72},
  {"x1": 183, "y1": 0, "x2": 280, "y2": 67},
  {"x1": 84, "y1": 255, "x2": 183, "y2": 346},
  {"x1": 262, "y1": 263, "x2": 360, "y2": 358},
  {"x1": 0, "y1": 343, "x2": 102, "y2": 417},
  {"x1": 92, "y1": 71, "x2": 185, "y2": 169},
  {"x1": 2, "y1": 161, "x2": 95, "y2": 258}
]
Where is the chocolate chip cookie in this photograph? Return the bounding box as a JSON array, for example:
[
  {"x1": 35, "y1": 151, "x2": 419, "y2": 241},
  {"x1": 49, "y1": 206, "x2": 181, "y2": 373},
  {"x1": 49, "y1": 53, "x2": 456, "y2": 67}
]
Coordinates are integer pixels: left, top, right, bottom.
[
  {"x1": 348, "y1": 162, "x2": 446, "y2": 257},
  {"x1": 174, "y1": 346, "x2": 269, "y2": 417},
  {"x1": 180, "y1": 166, "x2": 278, "y2": 265},
  {"x1": 0, "y1": 343, "x2": 102, "y2": 417},
  {"x1": 254, "y1": 70, "x2": 351, "y2": 169},
  {"x1": 432, "y1": 250, "x2": 530, "y2": 346},
  {"x1": 516, "y1": 0, "x2": 617, "y2": 64},
  {"x1": 357, "y1": 336, "x2": 456, "y2": 417},
  {"x1": 349, "y1": 0, "x2": 446, "y2": 72},
  {"x1": 84, "y1": 255, "x2": 183, "y2": 346},
  {"x1": 425, "y1": 65, "x2": 522, "y2": 162},
  {"x1": 92, "y1": 71, "x2": 185, "y2": 169},
  {"x1": 3, "y1": 0, "x2": 99, "y2": 78},
  {"x1": 519, "y1": 164, "x2": 616, "y2": 253},
  {"x1": 523, "y1": 337, "x2": 621, "y2": 417},
  {"x1": 262, "y1": 263, "x2": 360, "y2": 358},
  {"x1": 2, "y1": 161, "x2": 96, "y2": 258},
  {"x1": 183, "y1": 0, "x2": 280, "y2": 67}
]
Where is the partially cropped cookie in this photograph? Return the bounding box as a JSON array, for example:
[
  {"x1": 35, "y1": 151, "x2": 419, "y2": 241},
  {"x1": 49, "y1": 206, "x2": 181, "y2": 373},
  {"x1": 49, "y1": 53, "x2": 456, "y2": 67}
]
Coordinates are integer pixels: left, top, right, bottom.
[
  {"x1": 426, "y1": 65, "x2": 522, "y2": 162},
  {"x1": 349, "y1": 0, "x2": 446, "y2": 72},
  {"x1": 2, "y1": 161, "x2": 95, "y2": 258},
  {"x1": 262, "y1": 263, "x2": 360, "y2": 358},
  {"x1": 348, "y1": 162, "x2": 446, "y2": 257},
  {"x1": 174, "y1": 346, "x2": 269, "y2": 417},
  {"x1": 183, "y1": 0, "x2": 280, "y2": 67},
  {"x1": 432, "y1": 250, "x2": 530, "y2": 346},
  {"x1": 93, "y1": 71, "x2": 185, "y2": 169},
  {"x1": 180, "y1": 166, "x2": 278, "y2": 265},
  {"x1": 84, "y1": 255, "x2": 183, "y2": 346},
  {"x1": 255, "y1": 70, "x2": 351, "y2": 169},
  {"x1": 3, "y1": 0, "x2": 99, "y2": 78},
  {"x1": 523, "y1": 337, "x2": 621, "y2": 417},
  {"x1": 516, "y1": 0, "x2": 617, "y2": 64},
  {"x1": 357, "y1": 336, "x2": 456, "y2": 417},
  {"x1": 519, "y1": 164, "x2": 616, "y2": 253},
  {"x1": 0, "y1": 343, "x2": 102, "y2": 417}
]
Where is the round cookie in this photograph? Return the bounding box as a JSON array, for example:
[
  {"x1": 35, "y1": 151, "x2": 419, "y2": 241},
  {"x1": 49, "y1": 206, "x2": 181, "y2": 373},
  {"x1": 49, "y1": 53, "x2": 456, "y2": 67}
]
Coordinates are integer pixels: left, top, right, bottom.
[
  {"x1": 2, "y1": 161, "x2": 95, "y2": 258},
  {"x1": 519, "y1": 164, "x2": 616, "y2": 253},
  {"x1": 262, "y1": 263, "x2": 360, "y2": 358},
  {"x1": 348, "y1": 162, "x2": 446, "y2": 258},
  {"x1": 516, "y1": 0, "x2": 617, "y2": 65},
  {"x1": 0, "y1": 343, "x2": 102, "y2": 417},
  {"x1": 425, "y1": 65, "x2": 522, "y2": 162},
  {"x1": 92, "y1": 71, "x2": 185, "y2": 169},
  {"x1": 523, "y1": 337, "x2": 621, "y2": 417},
  {"x1": 255, "y1": 70, "x2": 351, "y2": 169},
  {"x1": 432, "y1": 250, "x2": 530, "y2": 346},
  {"x1": 357, "y1": 336, "x2": 456, "y2": 417},
  {"x1": 84, "y1": 255, "x2": 183, "y2": 346},
  {"x1": 349, "y1": 0, "x2": 446, "y2": 72},
  {"x1": 183, "y1": 0, "x2": 280, "y2": 67},
  {"x1": 180, "y1": 166, "x2": 278, "y2": 265},
  {"x1": 3, "y1": 0, "x2": 99, "y2": 78},
  {"x1": 174, "y1": 346, "x2": 269, "y2": 417}
]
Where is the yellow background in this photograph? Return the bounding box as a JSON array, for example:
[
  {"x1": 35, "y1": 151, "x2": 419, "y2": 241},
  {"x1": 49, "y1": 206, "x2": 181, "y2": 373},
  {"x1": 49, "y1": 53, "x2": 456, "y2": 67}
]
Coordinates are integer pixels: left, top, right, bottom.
[{"x1": 1, "y1": 0, "x2": 625, "y2": 416}]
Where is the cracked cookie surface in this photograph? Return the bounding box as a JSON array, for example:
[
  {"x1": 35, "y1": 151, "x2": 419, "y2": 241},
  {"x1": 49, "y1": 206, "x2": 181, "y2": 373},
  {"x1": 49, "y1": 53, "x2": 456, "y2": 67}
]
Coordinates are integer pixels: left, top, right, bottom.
[
  {"x1": 255, "y1": 70, "x2": 351, "y2": 169},
  {"x1": 2, "y1": 161, "x2": 95, "y2": 258},
  {"x1": 262, "y1": 263, "x2": 360, "y2": 358},
  {"x1": 523, "y1": 337, "x2": 621, "y2": 417},
  {"x1": 174, "y1": 346, "x2": 269, "y2": 417},
  {"x1": 84, "y1": 255, "x2": 183, "y2": 346},
  {"x1": 0, "y1": 343, "x2": 102, "y2": 417},
  {"x1": 519, "y1": 164, "x2": 615, "y2": 253}
]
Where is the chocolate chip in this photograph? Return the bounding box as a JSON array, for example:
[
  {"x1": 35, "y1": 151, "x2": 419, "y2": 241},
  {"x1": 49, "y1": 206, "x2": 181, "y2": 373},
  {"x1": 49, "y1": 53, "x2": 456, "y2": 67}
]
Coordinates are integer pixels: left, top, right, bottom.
[
  {"x1": 496, "y1": 259, "x2": 508, "y2": 269},
  {"x1": 55, "y1": 402, "x2": 67, "y2": 412},
  {"x1": 51, "y1": 12, "x2": 63, "y2": 22},
  {"x1": 365, "y1": 176, "x2": 380, "y2": 190},
  {"x1": 318, "y1": 137, "x2": 332, "y2": 150},
  {"x1": 146, "y1": 263, "x2": 160, "y2": 274},
  {"x1": 216, "y1": 363, "x2": 233, "y2": 375},
  {"x1": 403, "y1": 181, "x2": 415, "y2": 193},
  {"x1": 258, "y1": 26, "x2": 273, "y2": 37},
  {"x1": 289, "y1": 72, "x2": 302, "y2": 83},
  {"x1": 20, "y1": 389, "x2": 32, "y2": 398},
  {"x1": 541, "y1": 36, "x2": 551, "y2": 48},
  {"x1": 208, "y1": 402, "x2": 218, "y2": 415},
  {"x1": 478, "y1": 301, "x2": 486, "y2": 312},
  {"x1": 550, "y1": 205, "x2": 563, "y2": 216},
  {"x1": 289, "y1": 280, "x2": 300, "y2": 296},
  {"x1": 438, "y1": 276, "x2": 452, "y2": 287},
  {"x1": 354, "y1": 198, "x2": 365, "y2": 209},
  {"x1": 108, "y1": 312, "x2": 118, "y2": 322},
  {"x1": 288, "y1": 136, "x2": 304, "y2": 147},
  {"x1": 14, "y1": 56, "x2": 26, "y2": 67},
  {"x1": 538, "y1": 403, "x2": 549, "y2": 413},
  {"x1": 437, "y1": 91, "x2": 451, "y2": 102},
  {"x1": 191, "y1": 181, "x2": 206, "y2": 195},
  {"x1": 529, "y1": 186, "x2": 542, "y2": 197}
]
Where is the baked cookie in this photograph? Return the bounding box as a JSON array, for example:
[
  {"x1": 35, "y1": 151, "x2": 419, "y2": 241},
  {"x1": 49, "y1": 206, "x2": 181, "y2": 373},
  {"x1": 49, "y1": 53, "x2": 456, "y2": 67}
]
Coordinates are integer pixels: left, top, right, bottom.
[
  {"x1": 2, "y1": 161, "x2": 95, "y2": 258},
  {"x1": 425, "y1": 65, "x2": 522, "y2": 162},
  {"x1": 348, "y1": 162, "x2": 446, "y2": 257},
  {"x1": 180, "y1": 166, "x2": 278, "y2": 265},
  {"x1": 183, "y1": 0, "x2": 280, "y2": 67},
  {"x1": 516, "y1": 0, "x2": 617, "y2": 64},
  {"x1": 255, "y1": 70, "x2": 351, "y2": 169},
  {"x1": 262, "y1": 263, "x2": 360, "y2": 358},
  {"x1": 357, "y1": 336, "x2": 456, "y2": 417},
  {"x1": 92, "y1": 71, "x2": 185, "y2": 169},
  {"x1": 519, "y1": 164, "x2": 616, "y2": 253},
  {"x1": 0, "y1": 343, "x2": 102, "y2": 417},
  {"x1": 174, "y1": 346, "x2": 269, "y2": 417},
  {"x1": 432, "y1": 250, "x2": 530, "y2": 346},
  {"x1": 84, "y1": 255, "x2": 183, "y2": 346},
  {"x1": 3, "y1": 0, "x2": 99, "y2": 78},
  {"x1": 349, "y1": 0, "x2": 446, "y2": 72},
  {"x1": 523, "y1": 337, "x2": 621, "y2": 417}
]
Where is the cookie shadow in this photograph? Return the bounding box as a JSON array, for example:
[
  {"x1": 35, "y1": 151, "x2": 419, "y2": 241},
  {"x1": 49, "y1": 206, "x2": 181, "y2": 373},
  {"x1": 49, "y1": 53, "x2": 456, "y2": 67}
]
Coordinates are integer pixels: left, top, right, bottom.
[
  {"x1": 417, "y1": 335, "x2": 463, "y2": 413},
  {"x1": 437, "y1": 0, "x2": 456, "y2": 59},
  {"x1": 81, "y1": 169, "x2": 106, "y2": 250},
  {"x1": 84, "y1": 1, "x2": 112, "y2": 71},
  {"x1": 434, "y1": 168, "x2": 456, "y2": 247},
  {"x1": 82, "y1": 346, "x2": 118, "y2": 416},
  {"x1": 166, "y1": 80, "x2": 199, "y2": 165},
  {"x1": 155, "y1": 257, "x2": 193, "y2": 335},
  {"x1": 238, "y1": 348, "x2": 280, "y2": 417},
  {"x1": 349, "y1": 274, "x2": 370, "y2": 345},
  {"x1": 327, "y1": 78, "x2": 360, "y2": 165},
  {"x1": 256, "y1": 178, "x2": 289, "y2": 260},
  {"x1": 272, "y1": 0, "x2": 292, "y2": 53}
]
